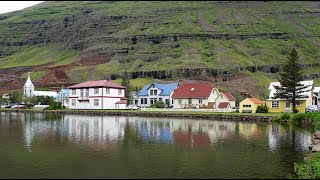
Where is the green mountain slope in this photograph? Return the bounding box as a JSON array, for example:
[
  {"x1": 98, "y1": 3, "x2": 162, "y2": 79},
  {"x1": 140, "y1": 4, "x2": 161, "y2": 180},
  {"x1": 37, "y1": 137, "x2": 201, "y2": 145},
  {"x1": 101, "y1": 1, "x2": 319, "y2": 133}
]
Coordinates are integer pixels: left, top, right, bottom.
[{"x1": 1, "y1": 1, "x2": 320, "y2": 99}]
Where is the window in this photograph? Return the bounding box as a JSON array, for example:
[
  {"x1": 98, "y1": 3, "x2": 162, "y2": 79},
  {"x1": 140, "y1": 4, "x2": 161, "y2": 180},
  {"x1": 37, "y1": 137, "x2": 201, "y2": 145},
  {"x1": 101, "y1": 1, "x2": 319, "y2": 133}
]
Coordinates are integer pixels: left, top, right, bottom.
[
  {"x1": 106, "y1": 88, "x2": 110, "y2": 94},
  {"x1": 80, "y1": 89, "x2": 84, "y2": 97},
  {"x1": 159, "y1": 98, "x2": 162, "y2": 102},
  {"x1": 86, "y1": 89, "x2": 89, "y2": 97},
  {"x1": 165, "y1": 99, "x2": 170, "y2": 105},
  {"x1": 94, "y1": 99, "x2": 99, "y2": 106},
  {"x1": 118, "y1": 89, "x2": 122, "y2": 95},
  {"x1": 71, "y1": 99, "x2": 76, "y2": 106},
  {"x1": 199, "y1": 98, "x2": 203, "y2": 104},
  {"x1": 178, "y1": 99, "x2": 182, "y2": 104},
  {"x1": 72, "y1": 89, "x2": 76, "y2": 95},
  {"x1": 295, "y1": 101, "x2": 301, "y2": 106},
  {"x1": 141, "y1": 98, "x2": 147, "y2": 104},
  {"x1": 150, "y1": 90, "x2": 153, "y2": 96},
  {"x1": 150, "y1": 98, "x2": 157, "y2": 105},
  {"x1": 94, "y1": 88, "x2": 99, "y2": 94},
  {"x1": 154, "y1": 90, "x2": 157, "y2": 95},
  {"x1": 271, "y1": 101, "x2": 279, "y2": 108},
  {"x1": 243, "y1": 104, "x2": 251, "y2": 108}
]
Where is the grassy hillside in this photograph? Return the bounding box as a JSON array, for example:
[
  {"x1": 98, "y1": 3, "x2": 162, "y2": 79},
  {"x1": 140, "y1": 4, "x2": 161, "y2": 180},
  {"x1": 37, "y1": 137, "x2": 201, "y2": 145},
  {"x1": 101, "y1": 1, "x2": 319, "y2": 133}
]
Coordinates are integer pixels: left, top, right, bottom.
[{"x1": 1, "y1": 1, "x2": 320, "y2": 99}]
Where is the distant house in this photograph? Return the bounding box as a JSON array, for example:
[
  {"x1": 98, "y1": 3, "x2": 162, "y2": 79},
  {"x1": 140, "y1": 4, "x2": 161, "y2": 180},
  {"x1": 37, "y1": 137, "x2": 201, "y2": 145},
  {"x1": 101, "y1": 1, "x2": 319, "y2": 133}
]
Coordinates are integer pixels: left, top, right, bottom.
[
  {"x1": 23, "y1": 72, "x2": 57, "y2": 98},
  {"x1": 171, "y1": 82, "x2": 236, "y2": 109},
  {"x1": 239, "y1": 98, "x2": 264, "y2": 113},
  {"x1": 215, "y1": 92, "x2": 236, "y2": 109},
  {"x1": 68, "y1": 80, "x2": 127, "y2": 110},
  {"x1": 55, "y1": 88, "x2": 69, "y2": 107},
  {"x1": 313, "y1": 86, "x2": 320, "y2": 107},
  {"x1": 137, "y1": 83, "x2": 179, "y2": 108},
  {"x1": 172, "y1": 83, "x2": 217, "y2": 109},
  {"x1": 266, "y1": 80, "x2": 314, "y2": 113}
]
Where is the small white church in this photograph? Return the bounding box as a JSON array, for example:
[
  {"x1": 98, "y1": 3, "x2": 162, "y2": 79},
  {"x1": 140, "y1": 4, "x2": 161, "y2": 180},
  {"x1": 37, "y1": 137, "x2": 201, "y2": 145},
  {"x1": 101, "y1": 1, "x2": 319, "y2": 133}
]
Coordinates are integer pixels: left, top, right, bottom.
[{"x1": 23, "y1": 72, "x2": 58, "y2": 98}]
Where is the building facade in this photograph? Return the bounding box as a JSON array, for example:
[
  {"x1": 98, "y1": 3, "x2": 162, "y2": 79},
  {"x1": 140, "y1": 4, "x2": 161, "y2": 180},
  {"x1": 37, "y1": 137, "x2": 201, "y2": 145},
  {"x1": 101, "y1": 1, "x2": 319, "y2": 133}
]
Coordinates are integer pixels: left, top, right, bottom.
[
  {"x1": 55, "y1": 88, "x2": 69, "y2": 107},
  {"x1": 266, "y1": 81, "x2": 314, "y2": 113},
  {"x1": 68, "y1": 80, "x2": 127, "y2": 110},
  {"x1": 239, "y1": 98, "x2": 264, "y2": 113},
  {"x1": 137, "y1": 83, "x2": 179, "y2": 108}
]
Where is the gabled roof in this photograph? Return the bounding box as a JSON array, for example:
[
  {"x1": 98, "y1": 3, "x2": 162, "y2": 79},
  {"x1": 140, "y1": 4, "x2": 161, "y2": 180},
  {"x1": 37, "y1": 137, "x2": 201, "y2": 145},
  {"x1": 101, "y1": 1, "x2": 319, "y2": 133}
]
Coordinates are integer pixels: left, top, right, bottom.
[
  {"x1": 268, "y1": 80, "x2": 313, "y2": 100},
  {"x1": 69, "y1": 80, "x2": 125, "y2": 89},
  {"x1": 171, "y1": 83, "x2": 215, "y2": 98},
  {"x1": 218, "y1": 102, "x2": 230, "y2": 108},
  {"x1": 138, "y1": 83, "x2": 179, "y2": 96},
  {"x1": 247, "y1": 98, "x2": 264, "y2": 104},
  {"x1": 222, "y1": 92, "x2": 236, "y2": 101}
]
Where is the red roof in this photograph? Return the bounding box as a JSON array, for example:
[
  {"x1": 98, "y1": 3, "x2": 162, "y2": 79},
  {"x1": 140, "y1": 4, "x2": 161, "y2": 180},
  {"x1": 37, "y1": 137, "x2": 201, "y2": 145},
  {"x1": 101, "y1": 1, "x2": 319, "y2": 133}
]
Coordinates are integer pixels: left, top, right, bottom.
[
  {"x1": 69, "y1": 80, "x2": 125, "y2": 89},
  {"x1": 218, "y1": 102, "x2": 230, "y2": 108},
  {"x1": 222, "y1": 92, "x2": 236, "y2": 101},
  {"x1": 172, "y1": 83, "x2": 215, "y2": 98},
  {"x1": 115, "y1": 100, "x2": 127, "y2": 104},
  {"x1": 248, "y1": 98, "x2": 264, "y2": 104}
]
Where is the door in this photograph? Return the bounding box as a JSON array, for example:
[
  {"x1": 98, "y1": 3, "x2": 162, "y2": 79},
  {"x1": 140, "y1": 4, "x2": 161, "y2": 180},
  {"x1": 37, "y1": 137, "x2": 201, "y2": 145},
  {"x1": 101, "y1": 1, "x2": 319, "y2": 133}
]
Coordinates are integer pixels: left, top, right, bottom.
[
  {"x1": 188, "y1": 98, "x2": 192, "y2": 108},
  {"x1": 285, "y1": 101, "x2": 290, "y2": 112}
]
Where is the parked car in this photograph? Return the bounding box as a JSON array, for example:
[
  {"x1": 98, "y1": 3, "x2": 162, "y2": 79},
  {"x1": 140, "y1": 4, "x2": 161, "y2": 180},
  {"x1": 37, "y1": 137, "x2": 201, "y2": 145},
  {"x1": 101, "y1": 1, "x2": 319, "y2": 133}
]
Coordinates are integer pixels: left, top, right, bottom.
[
  {"x1": 128, "y1": 105, "x2": 140, "y2": 110},
  {"x1": 306, "y1": 105, "x2": 319, "y2": 112},
  {"x1": 15, "y1": 105, "x2": 27, "y2": 109}
]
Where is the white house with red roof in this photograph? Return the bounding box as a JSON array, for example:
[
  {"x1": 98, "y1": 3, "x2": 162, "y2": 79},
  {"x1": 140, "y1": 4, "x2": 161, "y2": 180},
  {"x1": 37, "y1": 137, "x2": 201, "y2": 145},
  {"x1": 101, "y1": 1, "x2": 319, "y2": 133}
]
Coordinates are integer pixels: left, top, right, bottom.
[
  {"x1": 171, "y1": 82, "x2": 236, "y2": 109},
  {"x1": 68, "y1": 80, "x2": 127, "y2": 110},
  {"x1": 215, "y1": 92, "x2": 236, "y2": 109}
]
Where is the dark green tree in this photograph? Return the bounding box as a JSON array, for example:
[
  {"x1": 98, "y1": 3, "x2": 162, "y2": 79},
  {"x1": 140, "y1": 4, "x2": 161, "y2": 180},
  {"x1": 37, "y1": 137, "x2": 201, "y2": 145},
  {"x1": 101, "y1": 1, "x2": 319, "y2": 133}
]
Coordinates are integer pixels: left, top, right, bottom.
[
  {"x1": 273, "y1": 48, "x2": 311, "y2": 113},
  {"x1": 121, "y1": 71, "x2": 132, "y2": 105},
  {"x1": 8, "y1": 91, "x2": 23, "y2": 104}
]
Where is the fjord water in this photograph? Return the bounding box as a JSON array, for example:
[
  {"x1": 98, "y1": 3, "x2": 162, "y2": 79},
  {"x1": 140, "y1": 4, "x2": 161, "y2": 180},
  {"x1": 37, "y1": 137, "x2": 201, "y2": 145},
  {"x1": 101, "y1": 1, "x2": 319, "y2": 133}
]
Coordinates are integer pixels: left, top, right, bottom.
[{"x1": 0, "y1": 112, "x2": 312, "y2": 179}]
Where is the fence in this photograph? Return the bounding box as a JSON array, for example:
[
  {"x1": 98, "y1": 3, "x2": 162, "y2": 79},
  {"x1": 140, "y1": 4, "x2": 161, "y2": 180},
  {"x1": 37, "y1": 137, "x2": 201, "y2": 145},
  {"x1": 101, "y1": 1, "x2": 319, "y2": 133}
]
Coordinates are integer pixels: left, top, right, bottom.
[{"x1": 141, "y1": 108, "x2": 237, "y2": 113}]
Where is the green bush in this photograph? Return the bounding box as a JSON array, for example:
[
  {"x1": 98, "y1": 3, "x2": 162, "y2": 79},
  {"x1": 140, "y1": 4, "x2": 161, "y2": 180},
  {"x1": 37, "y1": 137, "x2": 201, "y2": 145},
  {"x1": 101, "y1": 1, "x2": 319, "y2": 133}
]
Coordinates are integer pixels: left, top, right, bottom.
[
  {"x1": 154, "y1": 101, "x2": 165, "y2": 108},
  {"x1": 273, "y1": 116, "x2": 280, "y2": 123},
  {"x1": 280, "y1": 113, "x2": 290, "y2": 120},
  {"x1": 44, "y1": 101, "x2": 62, "y2": 110},
  {"x1": 291, "y1": 113, "x2": 306, "y2": 124},
  {"x1": 256, "y1": 105, "x2": 268, "y2": 113}
]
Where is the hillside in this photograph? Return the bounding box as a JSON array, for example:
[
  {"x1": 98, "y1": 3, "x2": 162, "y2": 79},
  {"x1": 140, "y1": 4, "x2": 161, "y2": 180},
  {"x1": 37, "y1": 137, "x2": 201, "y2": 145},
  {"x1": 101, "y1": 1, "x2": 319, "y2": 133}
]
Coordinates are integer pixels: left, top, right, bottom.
[{"x1": 1, "y1": 1, "x2": 320, "y2": 100}]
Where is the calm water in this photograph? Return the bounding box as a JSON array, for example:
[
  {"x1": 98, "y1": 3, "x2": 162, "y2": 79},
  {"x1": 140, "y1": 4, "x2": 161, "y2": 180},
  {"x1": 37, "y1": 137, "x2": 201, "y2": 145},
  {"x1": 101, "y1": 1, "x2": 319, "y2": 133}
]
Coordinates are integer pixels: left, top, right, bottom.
[{"x1": 0, "y1": 112, "x2": 313, "y2": 179}]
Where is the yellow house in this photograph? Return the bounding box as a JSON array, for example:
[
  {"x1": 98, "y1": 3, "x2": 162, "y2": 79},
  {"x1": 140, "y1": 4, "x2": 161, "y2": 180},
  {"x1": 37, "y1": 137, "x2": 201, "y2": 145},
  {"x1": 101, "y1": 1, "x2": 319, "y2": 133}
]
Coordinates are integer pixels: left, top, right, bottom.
[
  {"x1": 239, "y1": 98, "x2": 265, "y2": 113},
  {"x1": 266, "y1": 81, "x2": 314, "y2": 113}
]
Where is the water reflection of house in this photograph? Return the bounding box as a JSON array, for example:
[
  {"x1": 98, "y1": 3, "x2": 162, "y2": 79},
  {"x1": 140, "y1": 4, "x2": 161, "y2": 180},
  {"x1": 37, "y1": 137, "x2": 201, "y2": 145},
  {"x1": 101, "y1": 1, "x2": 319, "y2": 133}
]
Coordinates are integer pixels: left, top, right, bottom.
[
  {"x1": 23, "y1": 114, "x2": 127, "y2": 149},
  {"x1": 238, "y1": 123, "x2": 261, "y2": 139},
  {"x1": 267, "y1": 124, "x2": 312, "y2": 151}
]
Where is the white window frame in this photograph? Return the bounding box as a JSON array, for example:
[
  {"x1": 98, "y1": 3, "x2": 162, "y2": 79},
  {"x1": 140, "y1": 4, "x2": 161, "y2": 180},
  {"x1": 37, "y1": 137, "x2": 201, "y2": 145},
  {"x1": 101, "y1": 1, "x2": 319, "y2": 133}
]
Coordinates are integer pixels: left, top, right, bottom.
[
  {"x1": 199, "y1": 98, "x2": 203, "y2": 104},
  {"x1": 118, "y1": 89, "x2": 122, "y2": 95},
  {"x1": 86, "y1": 89, "x2": 89, "y2": 97},
  {"x1": 72, "y1": 89, "x2": 76, "y2": 95},
  {"x1": 106, "y1": 88, "x2": 110, "y2": 94},
  {"x1": 178, "y1": 99, "x2": 182, "y2": 104},
  {"x1": 243, "y1": 104, "x2": 251, "y2": 108},
  {"x1": 71, "y1": 99, "x2": 76, "y2": 106},
  {"x1": 94, "y1": 99, "x2": 99, "y2": 106},
  {"x1": 271, "y1": 101, "x2": 279, "y2": 108},
  {"x1": 94, "y1": 88, "x2": 99, "y2": 94}
]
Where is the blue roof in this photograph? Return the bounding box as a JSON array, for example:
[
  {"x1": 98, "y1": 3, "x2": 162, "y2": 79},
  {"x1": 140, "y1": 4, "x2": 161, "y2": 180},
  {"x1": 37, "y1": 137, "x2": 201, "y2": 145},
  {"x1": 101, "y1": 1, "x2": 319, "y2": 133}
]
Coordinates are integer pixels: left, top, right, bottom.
[
  {"x1": 138, "y1": 83, "x2": 179, "y2": 96},
  {"x1": 55, "y1": 89, "x2": 69, "y2": 99}
]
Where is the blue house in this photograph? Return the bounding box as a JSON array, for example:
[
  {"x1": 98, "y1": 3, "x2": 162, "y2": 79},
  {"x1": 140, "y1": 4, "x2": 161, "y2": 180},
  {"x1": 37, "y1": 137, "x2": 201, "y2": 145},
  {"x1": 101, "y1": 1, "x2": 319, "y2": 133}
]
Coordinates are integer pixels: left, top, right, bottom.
[
  {"x1": 137, "y1": 83, "x2": 179, "y2": 108},
  {"x1": 55, "y1": 88, "x2": 69, "y2": 108}
]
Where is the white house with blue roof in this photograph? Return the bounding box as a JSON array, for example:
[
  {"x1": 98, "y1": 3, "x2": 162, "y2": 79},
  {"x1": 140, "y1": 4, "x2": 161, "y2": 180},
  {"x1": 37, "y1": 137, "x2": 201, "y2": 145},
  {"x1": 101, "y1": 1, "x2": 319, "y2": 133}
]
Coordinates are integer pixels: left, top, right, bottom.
[
  {"x1": 55, "y1": 88, "x2": 69, "y2": 108},
  {"x1": 137, "y1": 83, "x2": 179, "y2": 108}
]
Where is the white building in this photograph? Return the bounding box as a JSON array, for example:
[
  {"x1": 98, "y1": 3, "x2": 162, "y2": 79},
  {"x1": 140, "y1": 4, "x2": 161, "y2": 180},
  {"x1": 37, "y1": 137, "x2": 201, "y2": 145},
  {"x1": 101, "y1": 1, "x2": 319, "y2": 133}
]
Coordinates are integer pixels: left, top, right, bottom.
[
  {"x1": 68, "y1": 80, "x2": 127, "y2": 110},
  {"x1": 23, "y1": 72, "x2": 57, "y2": 98},
  {"x1": 171, "y1": 82, "x2": 236, "y2": 109},
  {"x1": 137, "y1": 83, "x2": 179, "y2": 108}
]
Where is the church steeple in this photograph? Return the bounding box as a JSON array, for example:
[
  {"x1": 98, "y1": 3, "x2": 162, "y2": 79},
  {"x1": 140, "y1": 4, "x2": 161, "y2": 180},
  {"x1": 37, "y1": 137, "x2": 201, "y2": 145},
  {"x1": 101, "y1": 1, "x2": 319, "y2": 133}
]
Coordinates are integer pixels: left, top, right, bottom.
[{"x1": 23, "y1": 72, "x2": 34, "y2": 97}]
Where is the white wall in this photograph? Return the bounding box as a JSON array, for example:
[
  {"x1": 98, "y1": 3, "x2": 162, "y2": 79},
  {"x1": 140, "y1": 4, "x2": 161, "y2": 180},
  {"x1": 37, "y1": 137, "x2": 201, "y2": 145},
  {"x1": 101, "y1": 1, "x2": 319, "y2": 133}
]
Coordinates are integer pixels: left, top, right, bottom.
[
  {"x1": 68, "y1": 87, "x2": 126, "y2": 110},
  {"x1": 173, "y1": 98, "x2": 208, "y2": 109}
]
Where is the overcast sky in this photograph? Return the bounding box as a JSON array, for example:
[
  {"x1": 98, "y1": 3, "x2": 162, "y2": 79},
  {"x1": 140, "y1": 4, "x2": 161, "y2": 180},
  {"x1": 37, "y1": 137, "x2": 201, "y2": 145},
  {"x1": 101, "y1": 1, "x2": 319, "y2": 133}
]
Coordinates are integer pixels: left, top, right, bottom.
[{"x1": 0, "y1": 1, "x2": 44, "y2": 14}]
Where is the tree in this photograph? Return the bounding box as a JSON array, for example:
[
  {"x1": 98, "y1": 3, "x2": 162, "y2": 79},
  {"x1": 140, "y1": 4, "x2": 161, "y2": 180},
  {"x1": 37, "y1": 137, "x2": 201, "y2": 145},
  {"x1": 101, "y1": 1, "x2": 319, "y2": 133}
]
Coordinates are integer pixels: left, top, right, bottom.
[
  {"x1": 8, "y1": 90, "x2": 23, "y2": 104},
  {"x1": 121, "y1": 71, "x2": 132, "y2": 105},
  {"x1": 273, "y1": 48, "x2": 310, "y2": 113}
]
